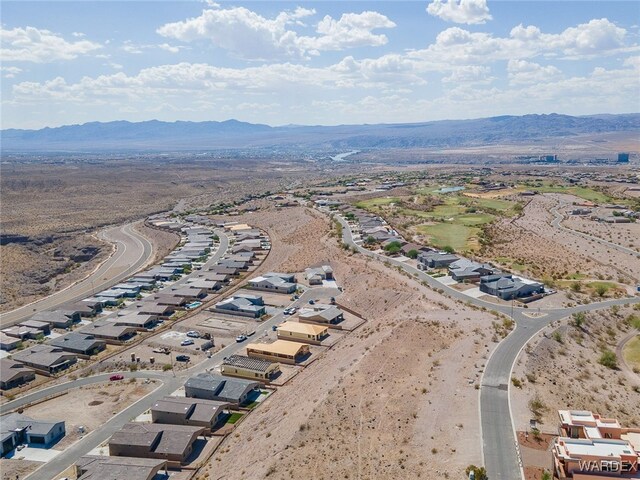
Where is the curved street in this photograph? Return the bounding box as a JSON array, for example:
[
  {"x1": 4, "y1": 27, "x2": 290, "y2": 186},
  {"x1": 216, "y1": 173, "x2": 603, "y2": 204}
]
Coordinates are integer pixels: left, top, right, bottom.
[
  {"x1": 0, "y1": 221, "x2": 154, "y2": 328},
  {"x1": 335, "y1": 214, "x2": 640, "y2": 480},
  {"x1": 550, "y1": 201, "x2": 640, "y2": 258}
]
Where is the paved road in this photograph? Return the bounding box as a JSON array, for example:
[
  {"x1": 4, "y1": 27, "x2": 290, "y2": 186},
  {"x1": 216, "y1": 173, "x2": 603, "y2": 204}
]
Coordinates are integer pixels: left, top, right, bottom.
[
  {"x1": 550, "y1": 201, "x2": 640, "y2": 258},
  {"x1": 615, "y1": 330, "x2": 640, "y2": 386},
  {"x1": 0, "y1": 222, "x2": 154, "y2": 328},
  {"x1": 20, "y1": 274, "x2": 335, "y2": 479},
  {"x1": 334, "y1": 213, "x2": 640, "y2": 480}
]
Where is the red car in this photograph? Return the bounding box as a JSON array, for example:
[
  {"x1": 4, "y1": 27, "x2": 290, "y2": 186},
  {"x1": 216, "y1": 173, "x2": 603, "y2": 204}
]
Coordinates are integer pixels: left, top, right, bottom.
[{"x1": 109, "y1": 374, "x2": 124, "y2": 381}]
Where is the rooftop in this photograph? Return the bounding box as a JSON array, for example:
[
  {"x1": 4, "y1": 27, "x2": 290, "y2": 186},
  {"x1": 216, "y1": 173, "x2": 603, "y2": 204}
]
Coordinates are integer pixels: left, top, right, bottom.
[
  {"x1": 247, "y1": 340, "x2": 307, "y2": 356},
  {"x1": 277, "y1": 321, "x2": 327, "y2": 336},
  {"x1": 222, "y1": 354, "x2": 277, "y2": 372}
]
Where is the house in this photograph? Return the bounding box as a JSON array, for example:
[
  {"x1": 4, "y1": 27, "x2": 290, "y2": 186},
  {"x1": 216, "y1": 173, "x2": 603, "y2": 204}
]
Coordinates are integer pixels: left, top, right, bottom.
[
  {"x1": 0, "y1": 333, "x2": 22, "y2": 351},
  {"x1": 248, "y1": 275, "x2": 297, "y2": 294},
  {"x1": 298, "y1": 305, "x2": 344, "y2": 326},
  {"x1": 185, "y1": 279, "x2": 221, "y2": 293},
  {"x1": 448, "y1": 259, "x2": 497, "y2": 282},
  {"x1": 418, "y1": 252, "x2": 459, "y2": 269},
  {"x1": 169, "y1": 286, "x2": 206, "y2": 300},
  {"x1": 234, "y1": 239, "x2": 263, "y2": 251},
  {"x1": 48, "y1": 332, "x2": 106, "y2": 356},
  {"x1": 185, "y1": 373, "x2": 259, "y2": 406},
  {"x1": 213, "y1": 296, "x2": 266, "y2": 318},
  {"x1": 400, "y1": 243, "x2": 428, "y2": 256},
  {"x1": 197, "y1": 272, "x2": 229, "y2": 283},
  {"x1": 276, "y1": 321, "x2": 328, "y2": 345},
  {"x1": 221, "y1": 355, "x2": 280, "y2": 382},
  {"x1": 553, "y1": 410, "x2": 640, "y2": 479},
  {"x1": 75, "y1": 456, "x2": 168, "y2": 480},
  {"x1": 109, "y1": 423, "x2": 205, "y2": 465},
  {"x1": 11, "y1": 345, "x2": 77, "y2": 374},
  {"x1": 17, "y1": 319, "x2": 51, "y2": 336},
  {"x1": 151, "y1": 396, "x2": 229, "y2": 433},
  {"x1": 209, "y1": 265, "x2": 239, "y2": 276},
  {"x1": 136, "y1": 303, "x2": 174, "y2": 318},
  {"x1": 153, "y1": 295, "x2": 188, "y2": 308},
  {"x1": 61, "y1": 301, "x2": 102, "y2": 317},
  {"x1": 0, "y1": 359, "x2": 35, "y2": 390},
  {"x1": 1, "y1": 325, "x2": 43, "y2": 341},
  {"x1": 304, "y1": 266, "x2": 333, "y2": 285},
  {"x1": 110, "y1": 312, "x2": 159, "y2": 330},
  {"x1": 246, "y1": 340, "x2": 310, "y2": 365},
  {"x1": 79, "y1": 321, "x2": 137, "y2": 343},
  {"x1": 29, "y1": 309, "x2": 79, "y2": 328},
  {"x1": 479, "y1": 274, "x2": 544, "y2": 300},
  {"x1": 262, "y1": 272, "x2": 296, "y2": 283},
  {"x1": 1, "y1": 413, "x2": 65, "y2": 456},
  {"x1": 218, "y1": 259, "x2": 249, "y2": 270}
]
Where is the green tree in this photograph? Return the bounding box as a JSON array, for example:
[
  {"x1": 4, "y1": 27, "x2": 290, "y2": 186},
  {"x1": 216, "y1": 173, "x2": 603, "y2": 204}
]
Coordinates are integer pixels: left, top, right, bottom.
[
  {"x1": 364, "y1": 235, "x2": 376, "y2": 245},
  {"x1": 442, "y1": 245, "x2": 455, "y2": 254},
  {"x1": 406, "y1": 249, "x2": 419, "y2": 259},
  {"x1": 384, "y1": 241, "x2": 402, "y2": 254}
]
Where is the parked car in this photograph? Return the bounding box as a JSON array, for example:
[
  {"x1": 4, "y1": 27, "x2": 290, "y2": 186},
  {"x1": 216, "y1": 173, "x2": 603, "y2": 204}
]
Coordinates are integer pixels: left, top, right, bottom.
[
  {"x1": 330, "y1": 297, "x2": 336, "y2": 305},
  {"x1": 109, "y1": 374, "x2": 124, "y2": 381},
  {"x1": 271, "y1": 325, "x2": 278, "y2": 331},
  {"x1": 308, "y1": 299, "x2": 315, "y2": 305},
  {"x1": 284, "y1": 308, "x2": 294, "y2": 315},
  {"x1": 235, "y1": 334, "x2": 247, "y2": 343},
  {"x1": 289, "y1": 307, "x2": 297, "y2": 314},
  {"x1": 186, "y1": 330, "x2": 200, "y2": 338},
  {"x1": 181, "y1": 339, "x2": 194, "y2": 346},
  {"x1": 175, "y1": 355, "x2": 190, "y2": 362}
]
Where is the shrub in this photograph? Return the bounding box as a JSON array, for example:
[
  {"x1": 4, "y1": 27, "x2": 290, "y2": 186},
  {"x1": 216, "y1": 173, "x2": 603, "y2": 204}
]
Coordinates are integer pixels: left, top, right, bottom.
[
  {"x1": 598, "y1": 350, "x2": 617, "y2": 369},
  {"x1": 465, "y1": 465, "x2": 488, "y2": 480}
]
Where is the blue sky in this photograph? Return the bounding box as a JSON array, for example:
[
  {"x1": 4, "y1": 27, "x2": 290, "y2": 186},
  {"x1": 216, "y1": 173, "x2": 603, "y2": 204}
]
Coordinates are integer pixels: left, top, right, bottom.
[{"x1": 2, "y1": 0, "x2": 639, "y2": 129}]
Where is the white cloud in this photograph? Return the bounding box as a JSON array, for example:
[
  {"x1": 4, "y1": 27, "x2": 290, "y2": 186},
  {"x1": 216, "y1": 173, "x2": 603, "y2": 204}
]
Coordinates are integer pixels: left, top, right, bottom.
[
  {"x1": 72, "y1": 32, "x2": 85, "y2": 38},
  {"x1": 157, "y1": 6, "x2": 395, "y2": 60},
  {"x1": 122, "y1": 41, "x2": 185, "y2": 54},
  {"x1": 507, "y1": 59, "x2": 563, "y2": 85},
  {"x1": 158, "y1": 43, "x2": 183, "y2": 53},
  {"x1": 442, "y1": 65, "x2": 494, "y2": 84},
  {"x1": 1, "y1": 26, "x2": 102, "y2": 62},
  {"x1": 408, "y1": 18, "x2": 634, "y2": 67},
  {"x1": 427, "y1": 0, "x2": 492, "y2": 25},
  {"x1": 1, "y1": 66, "x2": 23, "y2": 78}
]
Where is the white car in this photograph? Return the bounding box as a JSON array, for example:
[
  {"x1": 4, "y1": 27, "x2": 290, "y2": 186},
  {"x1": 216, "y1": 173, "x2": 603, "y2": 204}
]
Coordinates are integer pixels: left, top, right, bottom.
[
  {"x1": 235, "y1": 335, "x2": 247, "y2": 343},
  {"x1": 186, "y1": 330, "x2": 200, "y2": 338},
  {"x1": 180, "y1": 339, "x2": 194, "y2": 346}
]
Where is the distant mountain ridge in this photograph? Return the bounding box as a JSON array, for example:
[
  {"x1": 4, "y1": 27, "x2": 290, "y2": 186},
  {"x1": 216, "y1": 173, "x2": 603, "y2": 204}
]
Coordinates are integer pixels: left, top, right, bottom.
[{"x1": 2, "y1": 113, "x2": 639, "y2": 152}]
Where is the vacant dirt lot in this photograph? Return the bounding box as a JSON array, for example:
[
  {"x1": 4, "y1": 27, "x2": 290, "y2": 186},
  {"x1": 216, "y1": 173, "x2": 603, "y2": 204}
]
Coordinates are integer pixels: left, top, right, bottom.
[
  {"x1": 196, "y1": 205, "x2": 500, "y2": 480},
  {"x1": 23, "y1": 379, "x2": 157, "y2": 447},
  {"x1": 482, "y1": 194, "x2": 637, "y2": 283},
  {"x1": 511, "y1": 305, "x2": 640, "y2": 438}
]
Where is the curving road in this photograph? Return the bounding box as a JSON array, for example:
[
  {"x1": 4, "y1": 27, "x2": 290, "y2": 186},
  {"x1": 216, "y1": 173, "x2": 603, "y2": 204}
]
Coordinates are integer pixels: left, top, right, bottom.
[
  {"x1": 334, "y1": 214, "x2": 640, "y2": 480},
  {"x1": 0, "y1": 222, "x2": 154, "y2": 328},
  {"x1": 550, "y1": 201, "x2": 640, "y2": 258}
]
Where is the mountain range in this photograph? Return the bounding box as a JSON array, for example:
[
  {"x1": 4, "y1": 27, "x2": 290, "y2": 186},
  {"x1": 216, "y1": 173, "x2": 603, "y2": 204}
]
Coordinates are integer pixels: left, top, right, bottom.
[{"x1": 2, "y1": 114, "x2": 639, "y2": 153}]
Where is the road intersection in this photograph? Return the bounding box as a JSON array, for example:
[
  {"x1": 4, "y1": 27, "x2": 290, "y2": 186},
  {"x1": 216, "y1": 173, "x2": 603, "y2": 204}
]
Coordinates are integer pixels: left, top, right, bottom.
[{"x1": 335, "y1": 214, "x2": 639, "y2": 480}]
